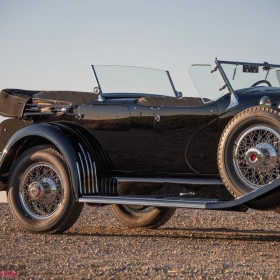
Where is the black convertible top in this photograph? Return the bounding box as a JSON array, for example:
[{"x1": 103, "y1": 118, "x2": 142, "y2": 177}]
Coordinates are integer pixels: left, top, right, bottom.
[
  {"x1": 0, "y1": 89, "x2": 98, "y2": 118},
  {"x1": 0, "y1": 89, "x2": 36, "y2": 118}
]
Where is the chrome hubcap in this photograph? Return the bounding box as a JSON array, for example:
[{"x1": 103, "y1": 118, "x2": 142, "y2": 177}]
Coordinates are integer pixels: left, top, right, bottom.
[
  {"x1": 234, "y1": 126, "x2": 280, "y2": 189},
  {"x1": 245, "y1": 143, "x2": 277, "y2": 172},
  {"x1": 20, "y1": 164, "x2": 63, "y2": 220},
  {"x1": 28, "y1": 182, "x2": 44, "y2": 199}
]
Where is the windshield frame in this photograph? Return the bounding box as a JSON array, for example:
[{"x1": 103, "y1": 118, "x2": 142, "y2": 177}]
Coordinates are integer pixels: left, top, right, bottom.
[
  {"x1": 91, "y1": 65, "x2": 180, "y2": 99},
  {"x1": 216, "y1": 59, "x2": 280, "y2": 109}
]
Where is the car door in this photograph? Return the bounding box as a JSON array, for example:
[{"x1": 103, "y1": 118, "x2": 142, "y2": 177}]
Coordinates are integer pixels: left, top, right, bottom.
[{"x1": 153, "y1": 102, "x2": 219, "y2": 175}]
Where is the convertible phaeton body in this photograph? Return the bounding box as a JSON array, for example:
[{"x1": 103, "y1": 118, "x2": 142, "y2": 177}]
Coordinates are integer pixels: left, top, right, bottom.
[{"x1": 2, "y1": 59, "x2": 280, "y2": 233}]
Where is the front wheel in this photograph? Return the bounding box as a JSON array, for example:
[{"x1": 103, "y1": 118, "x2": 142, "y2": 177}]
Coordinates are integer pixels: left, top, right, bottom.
[
  {"x1": 110, "y1": 204, "x2": 176, "y2": 228},
  {"x1": 7, "y1": 145, "x2": 84, "y2": 234},
  {"x1": 218, "y1": 106, "x2": 280, "y2": 209}
]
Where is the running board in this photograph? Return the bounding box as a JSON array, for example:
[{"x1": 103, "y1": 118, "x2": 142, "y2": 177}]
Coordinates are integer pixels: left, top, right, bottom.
[{"x1": 79, "y1": 178, "x2": 280, "y2": 210}]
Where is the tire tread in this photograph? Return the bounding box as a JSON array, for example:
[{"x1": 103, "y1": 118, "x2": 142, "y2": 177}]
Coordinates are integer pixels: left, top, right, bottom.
[
  {"x1": 218, "y1": 106, "x2": 280, "y2": 198},
  {"x1": 7, "y1": 145, "x2": 83, "y2": 234}
]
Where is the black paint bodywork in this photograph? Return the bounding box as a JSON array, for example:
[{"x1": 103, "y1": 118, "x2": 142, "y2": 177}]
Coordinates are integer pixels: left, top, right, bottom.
[
  {"x1": 1, "y1": 85, "x2": 280, "y2": 204},
  {"x1": 1, "y1": 88, "x2": 280, "y2": 179}
]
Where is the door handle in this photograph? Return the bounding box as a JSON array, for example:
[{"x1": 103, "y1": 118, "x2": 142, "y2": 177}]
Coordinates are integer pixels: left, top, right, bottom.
[{"x1": 155, "y1": 115, "x2": 161, "y2": 122}]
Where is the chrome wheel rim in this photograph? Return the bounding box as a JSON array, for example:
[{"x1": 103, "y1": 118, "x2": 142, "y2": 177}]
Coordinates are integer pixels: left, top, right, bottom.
[
  {"x1": 19, "y1": 163, "x2": 64, "y2": 220},
  {"x1": 233, "y1": 126, "x2": 280, "y2": 189}
]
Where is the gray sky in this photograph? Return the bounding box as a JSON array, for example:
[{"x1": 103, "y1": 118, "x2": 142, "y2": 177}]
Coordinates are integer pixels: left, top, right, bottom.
[{"x1": 1, "y1": 0, "x2": 280, "y2": 97}]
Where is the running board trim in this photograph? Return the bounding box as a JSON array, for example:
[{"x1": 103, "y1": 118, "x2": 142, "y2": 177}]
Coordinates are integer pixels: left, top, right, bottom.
[
  {"x1": 79, "y1": 178, "x2": 280, "y2": 210},
  {"x1": 113, "y1": 177, "x2": 223, "y2": 185},
  {"x1": 79, "y1": 196, "x2": 210, "y2": 209}
]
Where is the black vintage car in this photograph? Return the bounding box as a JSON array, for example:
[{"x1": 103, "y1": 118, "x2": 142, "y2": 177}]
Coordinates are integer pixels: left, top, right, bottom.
[{"x1": 1, "y1": 59, "x2": 280, "y2": 234}]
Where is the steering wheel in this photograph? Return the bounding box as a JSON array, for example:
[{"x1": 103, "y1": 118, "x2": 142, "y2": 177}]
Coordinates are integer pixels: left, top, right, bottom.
[{"x1": 251, "y1": 80, "x2": 272, "y2": 87}]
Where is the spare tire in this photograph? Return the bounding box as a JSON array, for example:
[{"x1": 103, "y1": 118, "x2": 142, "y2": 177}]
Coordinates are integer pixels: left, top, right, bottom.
[{"x1": 218, "y1": 106, "x2": 280, "y2": 210}]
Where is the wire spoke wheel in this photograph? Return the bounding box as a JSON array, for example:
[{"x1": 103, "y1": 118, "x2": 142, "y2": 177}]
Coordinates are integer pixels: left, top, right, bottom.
[
  {"x1": 19, "y1": 163, "x2": 64, "y2": 220},
  {"x1": 218, "y1": 107, "x2": 280, "y2": 209},
  {"x1": 233, "y1": 126, "x2": 280, "y2": 189},
  {"x1": 8, "y1": 145, "x2": 84, "y2": 233}
]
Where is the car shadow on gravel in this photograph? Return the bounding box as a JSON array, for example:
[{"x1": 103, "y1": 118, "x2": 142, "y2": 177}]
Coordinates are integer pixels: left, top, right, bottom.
[{"x1": 66, "y1": 226, "x2": 280, "y2": 242}]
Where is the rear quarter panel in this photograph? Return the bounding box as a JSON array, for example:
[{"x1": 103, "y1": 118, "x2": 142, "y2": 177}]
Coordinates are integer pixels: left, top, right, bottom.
[{"x1": 0, "y1": 117, "x2": 32, "y2": 151}]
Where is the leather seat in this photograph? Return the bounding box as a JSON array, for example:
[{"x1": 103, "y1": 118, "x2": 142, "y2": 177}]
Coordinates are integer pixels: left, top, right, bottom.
[
  {"x1": 137, "y1": 95, "x2": 205, "y2": 107},
  {"x1": 34, "y1": 91, "x2": 98, "y2": 105}
]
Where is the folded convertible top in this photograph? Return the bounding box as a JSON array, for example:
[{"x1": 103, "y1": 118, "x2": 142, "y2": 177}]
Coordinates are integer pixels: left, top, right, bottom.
[
  {"x1": 0, "y1": 89, "x2": 35, "y2": 118},
  {"x1": 0, "y1": 89, "x2": 98, "y2": 118}
]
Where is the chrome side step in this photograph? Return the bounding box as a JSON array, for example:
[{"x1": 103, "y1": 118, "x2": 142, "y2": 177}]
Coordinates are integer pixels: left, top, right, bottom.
[
  {"x1": 80, "y1": 195, "x2": 212, "y2": 208},
  {"x1": 79, "y1": 178, "x2": 280, "y2": 210}
]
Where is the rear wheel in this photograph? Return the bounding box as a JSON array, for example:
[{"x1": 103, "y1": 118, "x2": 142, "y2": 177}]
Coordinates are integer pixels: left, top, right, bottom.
[
  {"x1": 110, "y1": 204, "x2": 175, "y2": 229},
  {"x1": 218, "y1": 106, "x2": 280, "y2": 209},
  {"x1": 7, "y1": 145, "x2": 84, "y2": 233}
]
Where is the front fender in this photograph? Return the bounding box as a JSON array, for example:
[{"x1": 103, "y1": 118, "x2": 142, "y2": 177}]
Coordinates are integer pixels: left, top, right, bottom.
[{"x1": 0, "y1": 123, "x2": 80, "y2": 199}]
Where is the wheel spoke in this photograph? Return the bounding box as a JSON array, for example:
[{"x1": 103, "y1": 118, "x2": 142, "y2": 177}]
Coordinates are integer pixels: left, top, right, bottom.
[
  {"x1": 19, "y1": 164, "x2": 63, "y2": 220},
  {"x1": 233, "y1": 126, "x2": 280, "y2": 189}
]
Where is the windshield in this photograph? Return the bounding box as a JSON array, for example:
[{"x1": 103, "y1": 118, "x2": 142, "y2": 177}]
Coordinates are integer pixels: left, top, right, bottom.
[
  {"x1": 189, "y1": 60, "x2": 280, "y2": 104},
  {"x1": 92, "y1": 65, "x2": 176, "y2": 97},
  {"x1": 189, "y1": 64, "x2": 226, "y2": 103},
  {"x1": 218, "y1": 61, "x2": 280, "y2": 91}
]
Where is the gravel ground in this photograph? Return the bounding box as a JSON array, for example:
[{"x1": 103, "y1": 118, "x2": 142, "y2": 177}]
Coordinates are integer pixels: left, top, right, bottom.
[{"x1": 1, "y1": 203, "x2": 280, "y2": 279}]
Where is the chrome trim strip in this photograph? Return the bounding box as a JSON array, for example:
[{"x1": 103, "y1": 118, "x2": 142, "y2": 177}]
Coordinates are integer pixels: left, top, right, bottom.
[
  {"x1": 77, "y1": 152, "x2": 87, "y2": 194},
  {"x1": 79, "y1": 196, "x2": 208, "y2": 209},
  {"x1": 78, "y1": 144, "x2": 90, "y2": 194},
  {"x1": 76, "y1": 162, "x2": 83, "y2": 195},
  {"x1": 87, "y1": 152, "x2": 95, "y2": 193},
  {"x1": 93, "y1": 161, "x2": 98, "y2": 193},
  {"x1": 217, "y1": 60, "x2": 280, "y2": 68},
  {"x1": 113, "y1": 177, "x2": 223, "y2": 185}
]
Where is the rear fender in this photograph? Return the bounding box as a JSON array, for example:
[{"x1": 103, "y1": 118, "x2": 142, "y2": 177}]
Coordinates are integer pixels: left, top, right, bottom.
[
  {"x1": 0, "y1": 124, "x2": 81, "y2": 199},
  {"x1": 53, "y1": 121, "x2": 113, "y2": 172}
]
